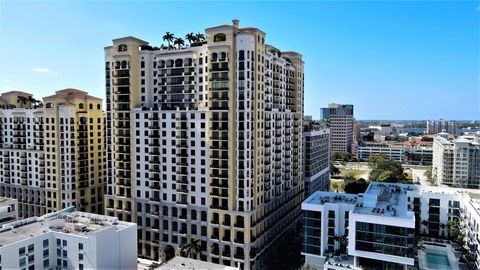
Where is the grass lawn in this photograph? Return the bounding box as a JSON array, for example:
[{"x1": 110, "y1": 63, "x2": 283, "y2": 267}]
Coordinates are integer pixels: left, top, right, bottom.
[{"x1": 339, "y1": 168, "x2": 368, "y2": 178}]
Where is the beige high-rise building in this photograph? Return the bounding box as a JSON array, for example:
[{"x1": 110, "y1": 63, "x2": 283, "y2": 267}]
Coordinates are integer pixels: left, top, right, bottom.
[
  {"x1": 104, "y1": 20, "x2": 304, "y2": 269},
  {"x1": 0, "y1": 89, "x2": 106, "y2": 218}
]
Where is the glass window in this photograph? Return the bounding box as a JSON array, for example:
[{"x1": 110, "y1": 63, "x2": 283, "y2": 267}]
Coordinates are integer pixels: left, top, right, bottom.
[
  {"x1": 19, "y1": 247, "x2": 25, "y2": 256},
  {"x1": 43, "y1": 239, "x2": 49, "y2": 248}
]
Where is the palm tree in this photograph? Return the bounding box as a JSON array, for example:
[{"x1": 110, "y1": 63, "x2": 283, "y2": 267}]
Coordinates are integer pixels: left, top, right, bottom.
[
  {"x1": 185, "y1": 33, "x2": 196, "y2": 46},
  {"x1": 173, "y1": 38, "x2": 185, "y2": 49},
  {"x1": 17, "y1": 96, "x2": 28, "y2": 106},
  {"x1": 180, "y1": 235, "x2": 202, "y2": 259},
  {"x1": 163, "y1": 32, "x2": 175, "y2": 47},
  {"x1": 195, "y1": 33, "x2": 205, "y2": 43}
]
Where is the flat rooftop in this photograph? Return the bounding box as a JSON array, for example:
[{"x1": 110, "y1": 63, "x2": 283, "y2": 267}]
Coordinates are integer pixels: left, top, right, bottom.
[
  {"x1": 304, "y1": 182, "x2": 417, "y2": 219},
  {"x1": 0, "y1": 197, "x2": 17, "y2": 204},
  {"x1": 155, "y1": 257, "x2": 238, "y2": 270},
  {"x1": 0, "y1": 208, "x2": 133, "y2": 247}
]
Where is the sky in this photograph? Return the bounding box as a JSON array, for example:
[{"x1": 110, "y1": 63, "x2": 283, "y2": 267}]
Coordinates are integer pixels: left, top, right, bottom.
[{"x1": 0, "y1": 1, "x2": 479, "y2": 120}]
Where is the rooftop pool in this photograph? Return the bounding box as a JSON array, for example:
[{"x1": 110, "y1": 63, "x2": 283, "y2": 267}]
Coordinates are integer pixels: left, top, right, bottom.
[
  {"x1": 426, "y1": 252, "x2": 450, "y2": 269},
  {"x1": 418, "y1": 242, "x2": 459, "y2": 270}
]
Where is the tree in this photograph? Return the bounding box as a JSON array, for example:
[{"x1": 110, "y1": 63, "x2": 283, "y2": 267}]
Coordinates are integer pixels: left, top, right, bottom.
[
  {"x1": 185, "y1": 33, "x2": 196, "y2": 45},
  {"x1": 163, "y1": 32, "x2": 175, "y2": 47},
  {"x1": 180, "y1": 235, "x2": 202, "y2": 259},
  {"x1": 344, "y1": 178, "x2": 368, "y2": 194},
  {"x1": 330, "y1": 162, "x2": 340, "y2": 176},
  {"x1": 368, "y1": 155, "x2": 406, "y2": 183},
  {"x1": 17, "y1": 96, "x2": 28, "y2": 106},
  {"x1": 174, "y1": 38, "x2": 185, "y2": 49},
  {"x1": 195, "y1": 32, "x2": 205, "y2": 43}
]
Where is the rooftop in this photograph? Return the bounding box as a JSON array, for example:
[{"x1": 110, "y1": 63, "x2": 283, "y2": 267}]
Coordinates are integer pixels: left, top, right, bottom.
[
  {"x1": 155, "y1": 257, "x2": 238, "y2": 270},
  {"x1": 0, "y1": 208, "x2": 133, "y2": 247},
  {"x1": 0, "y1": 197, "x2": 17, "y2": 205},
  {"x1": 304, "y1": 182, "x2": 417, "y2": 219}
]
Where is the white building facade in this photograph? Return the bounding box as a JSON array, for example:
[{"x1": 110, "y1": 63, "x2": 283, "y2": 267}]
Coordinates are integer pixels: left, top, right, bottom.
[
  {"x1": 0, "y1": 208, "x2": 137, "y2": 270},
  {"x1": 432, "y1": 135, "x2": 480, "y2": 189}
]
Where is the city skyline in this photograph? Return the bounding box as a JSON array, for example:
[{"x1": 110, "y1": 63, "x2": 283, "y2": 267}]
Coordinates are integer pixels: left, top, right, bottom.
[{"x1": 0, "y1": 1, "x2": 478, "y2": 120}]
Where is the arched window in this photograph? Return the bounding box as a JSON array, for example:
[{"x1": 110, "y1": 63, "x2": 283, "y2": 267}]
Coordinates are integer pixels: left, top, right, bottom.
[
  {"x1": 121, "y1": 61, "x2": 127, "y2": 69},
  {"x1": 79, "y1": 103, "x2": 84, "y2": 109},
  {"x1": 89, "y1": 104, "x2": 93, "y2": 109},
  {"x1": 167, "y1": 60, "x2": 174, "y2": 68},
  {"x1": 97, "y1": 104, "x2": 101, "y2": 110},
  {"x1": 115, "y1": 61, "x2": 120, "y2": 69},
  {"x1": 159, "y1": 60, "x2": 165, "y2": 68},
  {"x1": 214, "y1": 33, "x2": 226, "y2": 42},
  {"x1": 220, "y1": 52, "x2": 227, "y2": 61},
  {"x1": 175, "y1": 59, "x2": 183, "y2": 67},
  {"x1": 212, "y1": 53, "x2": 218, "y2": 62},
  {"x1": 118, "y1": 44, "x2": 128, "y2": 52}
]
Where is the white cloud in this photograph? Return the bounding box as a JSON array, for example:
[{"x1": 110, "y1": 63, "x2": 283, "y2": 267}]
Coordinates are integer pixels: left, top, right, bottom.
[{"x1": 32, "y1": 67, "x2": 56, "y2": 76}]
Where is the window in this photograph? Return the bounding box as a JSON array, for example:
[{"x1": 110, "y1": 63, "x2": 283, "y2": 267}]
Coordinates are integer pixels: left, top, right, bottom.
[
  {"x1": 79, "y1": 253, "x2": 84, "y2": 261},
  {"x1": 118, "y1": 44, "x2": 128, "y2": 52},
  {"x1": 43, "y1": 239, "x2": 49, "y2": 248},
  {"x1": 43, "y1": 259, "x2": 49, "y2": 268},
  {"x1": 19, "y1": 247, "x2": 26, "y2": 256},
  {"x1": 78, "y1": 243, "x2": 83, "y2": 250},
  {"x1": 214, "y1": 33, "x2": 226, "y2": 42}
]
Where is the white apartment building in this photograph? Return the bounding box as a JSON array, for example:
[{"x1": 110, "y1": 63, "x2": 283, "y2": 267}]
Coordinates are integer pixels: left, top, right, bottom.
[
  {"x1": 302, "y1": 182, "x2": 416, "y2": 270},
  {"x1": 0, "y1": 197, "x2": 17, "y2": 226},
  {"x1": 302, "y1": 183, "x2": 480, "y2": 270},
  {"x1": 303, "y1": 124, "x2": 330, "y2": 196},
  {"x1": 104, "y1": 20, "x2": 304, "y2": 270},
  {"x1": 0, "y1": 90, "x2": 106, "y2": 218},
  {"x1": 0, "y1": 208, "x2": 137, "y2": 270},
  {"x1": 320, "y1": 104, "x2": 353, "y2": 154},
  {"x1": 426, "y1": 119, "x2": 456, "y2": 134},
  {"x1": 432, "y1": 135, "x2": 480, "y2": 189}
]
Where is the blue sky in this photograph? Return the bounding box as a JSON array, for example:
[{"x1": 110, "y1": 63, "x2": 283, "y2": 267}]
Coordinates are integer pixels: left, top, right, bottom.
[{"x1": 0, "y1": 1, "x2": 478, "y2": 120}]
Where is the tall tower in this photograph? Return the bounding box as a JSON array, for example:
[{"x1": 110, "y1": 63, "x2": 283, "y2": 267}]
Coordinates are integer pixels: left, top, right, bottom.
[
  {"x1": 104, "y1": 21, "x2": 304, "y2": 270},
  {"x1": 0, "y1": 89, "x2": 106, "y2": 218}
]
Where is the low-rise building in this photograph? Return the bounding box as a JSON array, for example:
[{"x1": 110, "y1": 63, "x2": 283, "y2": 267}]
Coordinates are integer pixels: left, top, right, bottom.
[
  {"x1": 301, "y1": 183, "x2": 480, "y2": 270},
  {"x1": 0, "y1": 197, "x2": 17, "y2": 226},
  {"x1": 0, "y1": 208, "x2": 137, "y2": 270},
  {"x1": 155, "y1": 256, "x2": 239, "y2": 270},
  {"x1": 356, "y1": 142, "x2": 405, "y2": 162}
]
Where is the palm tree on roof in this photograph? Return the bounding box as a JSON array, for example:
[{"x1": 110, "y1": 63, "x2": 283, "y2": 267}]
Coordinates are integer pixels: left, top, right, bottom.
[
  {"x1": 163, "y1": 32, "x2": 175, "y2": 48},
  {"x1": 173, "y1": 37, "x2": 185, "y2": 49},
  {"x1": 185, "y1": 33, "x2": 196, "y2": 46}
]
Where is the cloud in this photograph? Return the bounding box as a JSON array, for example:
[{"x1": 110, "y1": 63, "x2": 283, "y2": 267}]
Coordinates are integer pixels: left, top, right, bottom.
[{"x1": 32, "y1": 67, "x2": 56, "y2": 76}]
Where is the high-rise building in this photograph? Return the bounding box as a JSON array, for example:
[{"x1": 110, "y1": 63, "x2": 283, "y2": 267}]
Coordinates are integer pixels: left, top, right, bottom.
[
  {"x1": 303, "y1": 122, "x2": 330, "y2": 196},
  {"x1": 0, "y1": 89, "x2": 106, "y2": 218},
  {"x1": 426, "y1": 119, "x2": 456, "y2": 134},
  {"x1": 0, "y1": 208, "x2": 137, "y2": 270},
  {"x1": 432, "y1": 134, "x2": 480, "y2": 188},
  {"x1": 352, "y1": 121, "x2": 360, "y2": 144},
  {"x1": 104, "y1": 20, "x2": 304, "y2": 269},
  {"x1": 320, "y1": 103, "x2": 353, "y2": 154}
]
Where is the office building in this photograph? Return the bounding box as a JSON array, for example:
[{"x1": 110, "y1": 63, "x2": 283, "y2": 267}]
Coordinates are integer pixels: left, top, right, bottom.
[
  {"x1": 104, "y1": 20, "x2": 304, "y2": 269},
  {"x1": 356, "y1": 142, "x2": 405, "y2": 163},
  {"x1": 0, "y1": 89, "x2": 106, "y2": 218},
  {"x1": 0, "y1": 208, "x2": 137, "y2": 270},
  {"x1": 432, "y1": 135, "x2": 480, "y2": 189},
  {"x1": 303, "y1": 122, "x2": 330, "y2": 196},
  {"x1": 0, "y1": 197, "x2": 18, "y2": 226},
  {"x1": 426, "y1": 119, "x2": 456, "y2": 134},
  {"x1": 320, "y1": 104, "x2": 353, "y2": 154}
]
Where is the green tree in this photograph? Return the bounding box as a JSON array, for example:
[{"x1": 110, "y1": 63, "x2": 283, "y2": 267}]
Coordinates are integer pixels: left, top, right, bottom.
[
  {"x1": 344, "y1": 178, "x2": 368, "y2": 194},
  {"x1": 330, "y1": 162, "x2": 340, "y2": 176},
  {"x1": 185, "y1": 33, "x2": 196, "y2": 45},
  {"x1": 180, "y1": 235, "x2": 202, "y2": 259},
  {"x1": 368, "y1": 155, "x2": 406, "y2": 183},
  {"x1": 17, "y1": 96, "x2": 28, "y2": 106},
  {"x1": 163, "y1": 32, "x2": 175, "y2": 48},
  {"x1": 174, "y1": 38, "x2": 185, "y2": 49}
]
